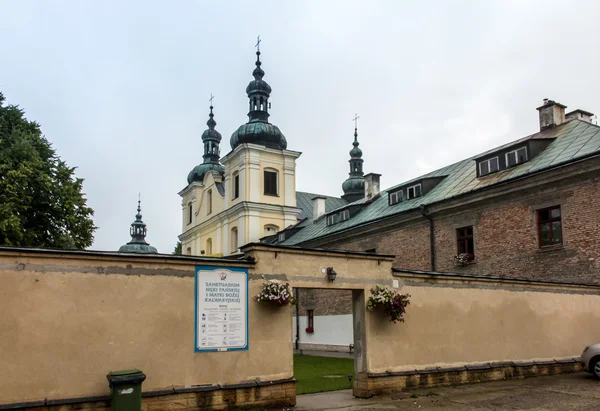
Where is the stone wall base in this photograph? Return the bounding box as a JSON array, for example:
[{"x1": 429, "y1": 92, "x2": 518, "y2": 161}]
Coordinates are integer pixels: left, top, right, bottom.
[
  {"x1": 0, "y1": 378, "x2": 296, "y2": 411},
  {"x1": 353, "y1": 358, "x2": 583, "y2": 398},
  {"x1": 297, "y1": 343, "x2": 353, "y2": 353}
]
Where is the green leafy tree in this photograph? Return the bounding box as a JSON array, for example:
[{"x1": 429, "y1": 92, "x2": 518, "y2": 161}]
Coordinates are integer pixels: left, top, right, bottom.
[
  {"x1": 173, "y1": 241, "x2": 182, "y2": 255},
  {"x1": 0, "y1": 91, "x2": 96, "y2": 248}
]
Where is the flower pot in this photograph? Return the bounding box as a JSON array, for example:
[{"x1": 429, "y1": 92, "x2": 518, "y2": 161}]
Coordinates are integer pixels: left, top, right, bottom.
[{"x1": 269, "y1": 299, "x2": 290, "y2": 307}]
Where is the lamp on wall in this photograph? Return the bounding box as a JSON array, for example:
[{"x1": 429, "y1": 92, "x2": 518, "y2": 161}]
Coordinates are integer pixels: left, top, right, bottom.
[{"x1": 326, "y1": 267, "x2": 337, "y2": 282}]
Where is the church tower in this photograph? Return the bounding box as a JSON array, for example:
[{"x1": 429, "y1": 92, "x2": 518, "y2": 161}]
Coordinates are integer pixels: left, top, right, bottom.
[
  {"x1": 119, "y1": 198, "x2": 158, "y2": 253},
  {"x1": 341, "y1": 125, "x2": 365, "y2": 202},
  {"x1": 179, "y1": 42, "x2": 301, "y2": 256}
]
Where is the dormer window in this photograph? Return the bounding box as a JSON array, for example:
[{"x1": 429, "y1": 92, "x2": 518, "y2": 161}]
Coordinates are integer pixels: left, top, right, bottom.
[
  {"x1": 479, "y1": 157, "x2": 499, "y2": 176},
  {"x1": 506, "y1": 147, "x2": 527, "y2": 167},
  {"x1": 407, "y1": 184, "x2": 422, "y2": 199},
  {"x1": 326, "y1": 214, "x2": 338, "y2": 226},
  {"x1": 340, "y1": 209, "x2": 350, "y2": 221},
  {"x1": 389, "y1": 190, "x2": 404, "y2": 205}
]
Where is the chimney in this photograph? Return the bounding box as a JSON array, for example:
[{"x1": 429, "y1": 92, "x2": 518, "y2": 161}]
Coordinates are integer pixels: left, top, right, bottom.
[
  {"x1": 536, "y1": 98, "x2": 567, "y2": 130},
  {"x1": 364, "y1": 173, "x2": 381, "y2": 200},
  {"x1": 312, "y1": 196, "x2": 326, "y2": 220},
  {"x1": 566, "y1": 109, "x2": 595, "y2": 124}
]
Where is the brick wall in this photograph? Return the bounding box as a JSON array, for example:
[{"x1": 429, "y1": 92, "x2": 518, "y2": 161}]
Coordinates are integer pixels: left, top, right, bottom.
[
  {"x1": 319, "y1": 177, "x2": 600, "y2": 284},
  {"x1": 295, "y1": 289, "x2": 353, "y2": 316}
]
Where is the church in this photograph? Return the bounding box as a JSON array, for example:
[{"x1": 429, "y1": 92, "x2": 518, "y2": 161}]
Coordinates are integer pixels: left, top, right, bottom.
[
  {"x1": 177, "y1": 46, "x2": 357, "y2": 257},
  {"x1": 171, "y1": 42, "x2": 600, "y2": 352}
]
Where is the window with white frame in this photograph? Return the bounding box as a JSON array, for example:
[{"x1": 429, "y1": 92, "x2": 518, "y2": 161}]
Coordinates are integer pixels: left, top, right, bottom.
[
  {"x1": 264, "y1": 168, "x2": 278, "y2": 196},
  {"x1": 479, "y1": 157, "x2": 499, "y2": 176},
  {"x1": 326, "y1": 214, "x2": 339, "y2": 226},
  {"x1": 389, "y1": 190, "x2": 404, "y2": 205},
  {"x1": 407, "y1": 184, "x2": 422, "y2": 199},
  {"x1": 340, "y1": 209, "x2": 350, "y2": 221},
  {"x1": 506, "y1": 147, "x2": 528, "y2": 167}
]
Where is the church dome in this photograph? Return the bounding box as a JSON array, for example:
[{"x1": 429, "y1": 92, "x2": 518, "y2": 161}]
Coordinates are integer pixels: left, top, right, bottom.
[
  {"x1": 230, "y1": 122, "x2": 287, "y2": 150},
  {"x1": 201, "y1": 127, "x2": 222, "y2": 141},
  {"x1": 119, "y1": 199, "x2": 158, "y2": 254},
  {"x1": 342, "y1": 176, "x2": 365, "y2": 194},
  {"x1": 187, "y1": 162, "x2": 225, "y2": 185},
  {"x1": 350, "y1": 145, "x2": 362, "y2": 157}
]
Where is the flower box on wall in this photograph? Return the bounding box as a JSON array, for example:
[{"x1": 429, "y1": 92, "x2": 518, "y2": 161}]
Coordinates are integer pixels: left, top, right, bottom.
[
  {"x1": 453, "y1": 253, "x2": 475, "y2": 267},
  {"x1": 305, "y1": 326, "x2": 314, "y2": 334}
]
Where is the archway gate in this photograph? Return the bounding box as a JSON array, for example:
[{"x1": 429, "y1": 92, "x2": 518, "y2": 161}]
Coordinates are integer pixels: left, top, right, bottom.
[{"x1": 242, "y1": 243, "x2": 396, "y2": 394}]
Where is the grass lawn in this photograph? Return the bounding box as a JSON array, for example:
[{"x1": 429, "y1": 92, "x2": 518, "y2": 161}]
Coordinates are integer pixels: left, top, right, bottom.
[{"x1": 294, "y1": 354, "x2": 354, "y2": 395}]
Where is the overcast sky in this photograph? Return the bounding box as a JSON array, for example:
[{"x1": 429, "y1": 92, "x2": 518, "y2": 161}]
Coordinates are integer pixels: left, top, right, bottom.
[{"x1": 1, "y1": 0, "x2": 599, "y2": 253}]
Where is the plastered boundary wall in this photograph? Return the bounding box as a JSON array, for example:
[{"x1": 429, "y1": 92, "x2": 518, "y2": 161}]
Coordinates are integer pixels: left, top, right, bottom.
[
  {"x1": 0, "y1": 249, "x2": 293, "y2": 406},
  {"x1": 355, "y1": 269, "x2": 600, "y2": 396},
  {"x1": 0, "y1": 245, "x2": 395, "y2": 408}
]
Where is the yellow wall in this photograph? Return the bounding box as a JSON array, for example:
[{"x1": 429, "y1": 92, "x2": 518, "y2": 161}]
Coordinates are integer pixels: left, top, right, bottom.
[
  {"x1": 365, "y1": 273, "x2": 600, "y2": 372},
  {"x1": 180, "y1": 144, "x2": 300, "y2": 257},
  {"x1": 2, "y1": 246, "x2": 599, "y2": 405},
  {"x1": 0, "y1": 251, "x2": 290, "y2": 403}
]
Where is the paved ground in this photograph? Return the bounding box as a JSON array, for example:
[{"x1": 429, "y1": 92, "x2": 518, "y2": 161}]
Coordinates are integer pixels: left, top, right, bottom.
[{"x1": 294, "y1": 372, "x2": 600, "y2": 410}]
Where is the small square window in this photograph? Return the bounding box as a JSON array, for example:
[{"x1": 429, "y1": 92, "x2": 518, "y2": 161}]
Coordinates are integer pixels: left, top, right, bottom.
[
  {"x1": 479, "y1": 157, "x2": 499, "y2": 176},
  {"x1": 407, "y1": 184, "x2": 422, "y2": 199},
  {"x1": 389, "y1": 190, "x2": 404, "y2": 205},
  {"x1": 506, "y1": 147, "x2": 528, "y2": 167}
]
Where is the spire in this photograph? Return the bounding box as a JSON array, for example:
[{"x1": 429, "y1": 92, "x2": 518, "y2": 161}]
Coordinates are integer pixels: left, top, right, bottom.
[
  {"x1": 342, "y1": 116, "x2": 365, "y2": 202},
  {"x1": 230, "y1": 38, "x2": 287, "y2": 151},
  {"x1": 118, "y1": 196, "x2": 158, "y2": 253},
  {"x1": 187, "y1": 99, "x2": 225, "y2": 184},
  {"x1": 201, "y1": 102, "x2": 222, "y2": 164}
]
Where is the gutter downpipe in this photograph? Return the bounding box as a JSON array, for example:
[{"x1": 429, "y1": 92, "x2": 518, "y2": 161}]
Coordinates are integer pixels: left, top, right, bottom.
[
  {"x1": 295, "y1": 288, "x2": 300, "y2": 351},
  {"x1": 420, "y1": 204, "x2": 436, "y2": 271}
]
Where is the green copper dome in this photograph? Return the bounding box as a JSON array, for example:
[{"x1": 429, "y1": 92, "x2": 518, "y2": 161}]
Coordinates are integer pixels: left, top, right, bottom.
[
  {"x1": 187, "y1": 105, "x2": 225, "y2": 184},
  {"x1": 230, "y1": 50, "x2": 287, "y2": 151},
  {"x1": 342, "y1": 127, "x2": 365, "y2": 202},
  {"x1": 119, "y1": 199, "x2": 158, "y2": 254},
  {"x1": 231, "y1": 121, "x2": 287, "y2": 150}
]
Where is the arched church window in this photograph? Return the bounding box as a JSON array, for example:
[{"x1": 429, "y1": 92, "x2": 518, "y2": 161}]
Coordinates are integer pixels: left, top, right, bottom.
[
  {"x1": 186, "y1": 247, "x2": 192, "y2": 255},
  {"x1": 206, "y1": 238, "x2": 212, "y2": 255},
  {"x1": 188, "y1": 203, "x2": 193, "y2": 225},
  {"x1": 264, "y1": 168, "x2": 278, "y2": 196}
]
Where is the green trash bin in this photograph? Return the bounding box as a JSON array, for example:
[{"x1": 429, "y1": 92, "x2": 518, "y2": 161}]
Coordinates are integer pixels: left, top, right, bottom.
[{"x1": 107, "y1": 369, "x2": 146, "y2": 411}]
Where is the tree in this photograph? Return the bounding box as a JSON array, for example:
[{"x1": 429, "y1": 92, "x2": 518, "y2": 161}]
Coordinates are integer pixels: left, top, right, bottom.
[
  {"x1": 173, "y1": 241, "x2": 182, "y2": 255},
  {"x1": 0, "y1": 91, "x2": 96, "y2": 248}
]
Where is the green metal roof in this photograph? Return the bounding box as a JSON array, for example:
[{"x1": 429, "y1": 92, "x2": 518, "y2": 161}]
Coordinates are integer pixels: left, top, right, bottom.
[
  {"x1": 284, "y1": 119, "x2": 600, "y2": 245},
  {"x1": 295, "y1": 191, "x2": 347, "y2": 221}
]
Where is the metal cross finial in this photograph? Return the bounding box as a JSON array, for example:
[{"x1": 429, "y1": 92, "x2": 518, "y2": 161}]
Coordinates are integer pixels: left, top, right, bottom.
[
  {"x1": 209, "y1": 93, "x2": 214, "y2": 106},
  {"x1": 353, "y1": 113, "x2": 360, "y2": 129},
  {"x1": 255, "y1": 35, "x2": 261, "y2": 52}
]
